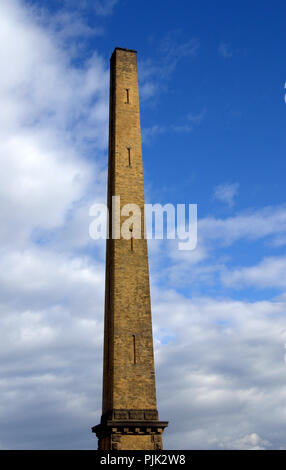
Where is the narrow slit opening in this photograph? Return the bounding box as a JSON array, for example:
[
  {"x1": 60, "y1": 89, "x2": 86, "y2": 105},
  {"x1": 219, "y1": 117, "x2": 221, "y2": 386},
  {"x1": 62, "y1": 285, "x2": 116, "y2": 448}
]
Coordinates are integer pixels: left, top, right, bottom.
[
  {"x1": 132, "y1": 334, "x2": 136, "y2": 364},
  {"x1": 126, "y1": 88, "x2": 129, "y2": 104},
  {"x1": 129, "y1": 227, "x2": 133, "y2": 251}
]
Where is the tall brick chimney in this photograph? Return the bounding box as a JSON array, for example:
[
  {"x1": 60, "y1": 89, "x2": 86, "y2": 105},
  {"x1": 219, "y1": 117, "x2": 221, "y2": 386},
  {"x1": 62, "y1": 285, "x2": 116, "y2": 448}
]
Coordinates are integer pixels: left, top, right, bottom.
[{"x1": 92, "y1": 48, "x2": 168, "y2": 450}]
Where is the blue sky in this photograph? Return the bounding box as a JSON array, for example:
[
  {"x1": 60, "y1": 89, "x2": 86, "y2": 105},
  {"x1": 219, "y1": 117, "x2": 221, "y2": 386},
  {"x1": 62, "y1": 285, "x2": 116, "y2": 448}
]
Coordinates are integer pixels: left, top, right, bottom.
[{"x1": 0, "y1": 0, "x2": 286, "y2": 450}]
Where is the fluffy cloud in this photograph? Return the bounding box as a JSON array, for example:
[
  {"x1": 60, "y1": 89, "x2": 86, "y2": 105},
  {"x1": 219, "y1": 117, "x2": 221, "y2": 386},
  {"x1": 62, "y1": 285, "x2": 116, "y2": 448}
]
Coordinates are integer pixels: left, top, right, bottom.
[
  {"x1": 151, "y1": 204, "x2": 286, "y2": 292},
  {"x1": 139, "y1": 31, "x2": 199, "y2": 102},
  {"x1": 199, "y1": 204, "x2": 286, "y2": 246},
  {"x1": 0, "y1": 0, "x2": 108, "y2": 449},
  {"x1": 152, "y1": 290, "x2": 286, "y2": 450},
  {"x1": 94, "y1": 0, "x2": 119, "y2": 16},
  {"x1": 222, "y1": 255, "x2": 286, "y2": 290},
  {"x1": 213, "y1": 182, "x2": 239, "y2": 207},
  {"x1": 0, "y1": 0, "x2": 109, "y2": 250},
  {"x1": 1, "y1": 0, "x2": 286, "y2": 451}
]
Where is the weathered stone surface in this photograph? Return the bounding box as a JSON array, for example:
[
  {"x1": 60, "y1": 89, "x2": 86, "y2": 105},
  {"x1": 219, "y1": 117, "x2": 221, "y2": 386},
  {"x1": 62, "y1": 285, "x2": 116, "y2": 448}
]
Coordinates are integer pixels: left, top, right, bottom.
[{"x1": 93, "y1": 47, "x2": 168, "y2": 450}]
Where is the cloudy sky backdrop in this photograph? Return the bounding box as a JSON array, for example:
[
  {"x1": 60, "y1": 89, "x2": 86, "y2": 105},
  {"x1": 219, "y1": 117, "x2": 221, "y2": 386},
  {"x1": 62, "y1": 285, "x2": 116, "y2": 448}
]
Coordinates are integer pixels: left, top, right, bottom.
[{"x1": 0, "y1": 0, "x2": 286, "y2": 449}]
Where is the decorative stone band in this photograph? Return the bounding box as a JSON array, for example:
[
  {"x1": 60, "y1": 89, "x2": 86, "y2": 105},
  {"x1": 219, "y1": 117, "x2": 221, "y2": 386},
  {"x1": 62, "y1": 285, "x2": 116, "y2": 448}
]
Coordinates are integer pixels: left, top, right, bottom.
[
  {"x1": 100, "y1": 408, "x2": 160, "y2": 423},
  {"x1": 92, "y1": 420, "x2": 168, "y2": 439},
  {"x1": 92, "y1": 411, "x2": 168, "y2": 450},
  {"x1": 92, "y1": 421, "x2": 167, "y2": 450},
  {"x1": 92, "y1": 409, "x2": 168, "y2": 438}
]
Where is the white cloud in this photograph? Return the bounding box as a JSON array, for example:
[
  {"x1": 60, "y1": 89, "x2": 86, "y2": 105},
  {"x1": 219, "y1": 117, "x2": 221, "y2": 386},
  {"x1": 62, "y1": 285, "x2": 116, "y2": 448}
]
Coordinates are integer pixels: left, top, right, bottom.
[
  {"x1": 61, "y1": 0, "x2": 119, "y2": 17},
  {"x1": 218, "y1": 433, "x2": 271, "y2": 450},
  {"x1": 46, "y1": 10, "x2": 103, "y2": 42},
  {"x1": 170, "y1": 123, "x2": 193, "y2": 133},
  {"x1": 187, "y1": 109, "x2": 205, "y2": 124},
  {"x1": 139, "y1": 31, "x2": 199, "y2": 102},
  {"x1": 94, "y1": 0, "x2": 119, "y2": 16},
  {"x1": 158, "y1": 30, "x2": 199, "y2": 75},
  {"x1": 213, "y1": 182, "x2": 239, "y2": 207},
  {"x1": 0, "y1": 0, "x2": 108, "y2": 449},
  {"x1": 141, "y1": 124, "x2": 166, "y2": 144},
  {"x1": 0, "y1": 251, "x2": 104, "y2": 448},
  {"x1": 149, "y1": 204, "x2": 286, "y2": 291},
  {"x1": 218, "y1": 42, "x2": 233, "y2": 58},
  {"x1": 142, "y1": 110, "x2": 204, "y2": 143},
  {"x1": 151, "y1": 289, "x2": 286, "y2": 449},
  {"x1": 1, "y1": 0, "x2": 286, "y2": 452},
  {"x1": 200, "y1": 204, "x2": 286, "y2": 246},
  {"x1": 0, "y1": 0, "x2": 109, "y2": 250},
  {"x1": 222, "y1": 255, "x2": 286, "y2": 290}
]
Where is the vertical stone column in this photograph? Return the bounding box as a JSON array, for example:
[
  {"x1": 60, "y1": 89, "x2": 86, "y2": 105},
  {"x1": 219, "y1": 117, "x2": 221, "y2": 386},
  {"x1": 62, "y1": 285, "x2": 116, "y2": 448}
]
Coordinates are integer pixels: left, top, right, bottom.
[{"x1": 92, "y1": 48, "x2": 168, "y2": 450}]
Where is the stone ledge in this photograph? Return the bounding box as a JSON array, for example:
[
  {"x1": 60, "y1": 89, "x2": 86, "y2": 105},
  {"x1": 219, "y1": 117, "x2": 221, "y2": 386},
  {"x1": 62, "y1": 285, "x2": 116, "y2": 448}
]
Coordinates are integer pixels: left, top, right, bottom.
[
  {"x1": 92, "y1": 420, "x2": 168, "y2": 438},
  {"x1": 107, "y1": 420, "x2": 168, "y2": 428},
  {"x1": 100, "y1": 409, "x2": 159, "y2": 423}
]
